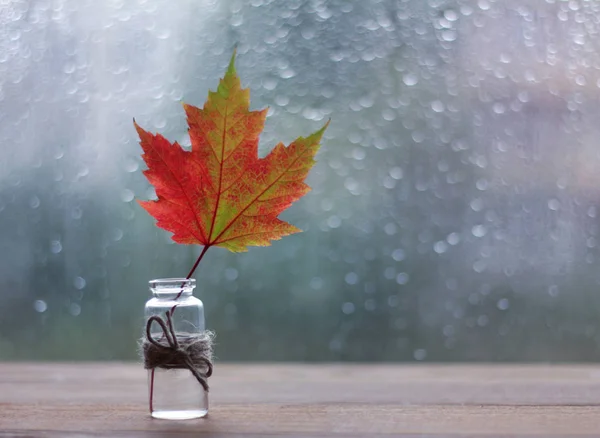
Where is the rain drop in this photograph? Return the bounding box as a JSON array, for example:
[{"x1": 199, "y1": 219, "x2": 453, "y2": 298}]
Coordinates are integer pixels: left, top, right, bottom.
[
  {"x1": 69, "y1": 303, "x2": 82, "y2": 316},
  {"x1": 29, "y1": 196, "x2": 40, "y2": 209},
  {"x1": 472, "y1": 225, "x2": 487, "y2": 238},
  {"x1": 548, "y1": 199, "x2": 560, "y2": 211},
  {"x1": 413, "y1": 349, "x2": 427, "y2": 361},
  {"x1": 447, "y1": 233, "x2": 460, "y2": 245},
  {"x1": 225, "y1": 267, "x2": 238, "y2": 281},
  {"x1": 345, "y1": 272, "x2": 359, "y2": 285},
  {"x1": 431, "y1": 100, "x2": 445, "y2": 113},
  {"x1": 384, "y1": 267, "x2": 396, "y2": 280},
  {"x1": 327, "y1": 215, "x2": 341, "y2": 229},
  {"x1": 396, "y1": 272, "x2": 409, "y2": 285},
  {"x1": 392, "y1": 248, "x2": 406, "y2": 261},
  {"x1": 120, "y1": 189, "x2": 135, "y2": 203},
  {"x1": 497, "y1": 298, "x2": 510, "y2": 311},
  {"x1": 402, "y1": 73, "x2": 419, "y2": 86},
  {"x1": 73, "y1": 276, "x2": 86, "y2": 290},
  {"x1": 434, "y1": 241, "x2": 448, "y2": 254},
  {"x1": 34, "y1": 300, "x2": 47, "y2": 313},
  {"x1": 441, "y1": 30, "x2": 457, "y2": 42},
  {"x1": 50, "y1": 240, "x2": 62, "y2": 254},
  {"x1": 310, "y1": 277, "x2": 323, "y2": 290},
  {"x1": 389, "y1": 167, "x2": 403, "y2": 180},
  {"x1": 342, "y1": 302, "x2": 355, "y2": 315},
  {"x1": 444, "y1": 10, "x2": 458, "y2": 21}
]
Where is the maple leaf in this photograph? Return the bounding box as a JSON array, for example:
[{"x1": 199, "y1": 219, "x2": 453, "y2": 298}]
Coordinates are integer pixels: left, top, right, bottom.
[{"x1": 135, "y1": 52, "x2": 328, "y2": 253}]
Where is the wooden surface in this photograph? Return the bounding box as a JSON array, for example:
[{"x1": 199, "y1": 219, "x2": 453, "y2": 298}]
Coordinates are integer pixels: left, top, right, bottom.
[{"x1": 3, "y1": 363, "x2": 600, "y2": 437}]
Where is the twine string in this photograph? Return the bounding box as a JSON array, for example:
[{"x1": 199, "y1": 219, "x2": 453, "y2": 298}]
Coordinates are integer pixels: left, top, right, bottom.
[{"x1": 142, "y1": 313, "x2": 213, "y2": 392}]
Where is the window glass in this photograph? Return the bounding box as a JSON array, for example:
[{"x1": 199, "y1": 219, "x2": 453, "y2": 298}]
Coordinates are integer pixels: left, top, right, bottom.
[{"x1": 1, "y1": 0, "x2": 599, "y2": 361}]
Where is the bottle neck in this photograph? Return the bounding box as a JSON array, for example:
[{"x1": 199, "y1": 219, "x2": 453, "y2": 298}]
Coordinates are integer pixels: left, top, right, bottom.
[{"x1": 152, "y1": 290, "x2": 193, "y2": 300}]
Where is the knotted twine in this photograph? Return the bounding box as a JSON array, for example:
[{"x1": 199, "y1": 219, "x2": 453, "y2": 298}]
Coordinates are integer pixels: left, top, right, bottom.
[{"x1": 141, "y1": 311, "x2": 214, "y2": 391}]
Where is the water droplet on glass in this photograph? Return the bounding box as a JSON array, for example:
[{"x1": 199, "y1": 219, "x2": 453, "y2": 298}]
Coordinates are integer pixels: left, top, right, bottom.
[
  {"x1": 34, "y1": 300, "x2": 47, "y2": 313},
  {"x1": 396, "y1": 272, "x2": 409, "y2": 285},
  {"x1": 310, "y1": 277, "x2": 323, "y2": 290},
  {"x1": 588, "y1": 206, "x2": 597, "y2": 218},
  {"x1": 50, "y1": 240, "x2": 62, "y2": 254},
  {"x1": 444, "y1": 10, "x2": 458, "y2": 21},
  {"x1": 472, "y1": 225, "x2": 487, "y2": 238},
  {"x1": 447, "y1": 232, "x2": 460, "y2": 245},
  {"x1": 413, "y1": 349, "x2": 427, "y2": 361},
  {"x1": 77, "y1": 166, "x2": 89, "y2": 178},
  {"x1": 280, "y1": 69, "x2": 296, "y2": 79},
  {"x1": 443, "y1": 325, "x2": 455, "y2": 337},
  {"x1": 225, "y1": 267, "x2": 238, "y2": 281},
  {"x1": 156, "y1": 28, "x2": 171, "y2": 39},
  {"x1": 71, "y1": 207, "x2": 83, "y2": 220},
  {"x1": 392, "y1": 248, "x2": 405, "y2": 261},
  {"x1": 301, "y1": 27, "x2": 315, "y2": 40},
  {"x1": 497, "y1": 298, "x2": 510, "y2": 311},
  {"x1": 431, "y1": 100, "x2": 444, "y2": 113},
  {"x1": 320, "y1": 199, "x2": 334, "y2": 212},
  {"x1": 473, "y1": 260, "x2": 486, "y2": 273},
  {"x1": 345, "y1": 272, "x2": 359, "y2": 285},
  {"x1": 124, "y1": 159, "x2": 139, "y2": 173},
  {"x1": 478, "y1": 0, "x2": 491, "y2": 11},
  {"x1": 275, "y1": 95, "x2": 289, "y2": 106},
  {"x1": 111, "y1": 228, "x2": 123, "y2": 242},
  {"x1": 556, "y1": 177, "x2": 568, "y2": 190},
  {"x1": 73, "y1": 276, "x2": 86, "y2": 290},
  {"x1": 412, "y1": 131, "x2": 425, "y2": 143},
  {"x1": 441, "y1": 30, "x2": 457, "y2": 42},
  {"x1": 231, "y1": 14, "x2": 243, "y2": 27},
  {"x1": 402, "y1": 73, "x2": 419, "y2": 86},
  {"x1": 493, "y1": 103, "x2": 506, "y2": 114},
  {"x1": 382, "y1": 109, "x2": 396, "y2": 121},
  {"x1": 342, "y1": 302, "x2": 355, "y2": 315},
  {"x1": 476, "y1": 179, "x2": 488, "y2": 191},
  {"x1": 120, "y1": 189, "x2": 134, "y2": 203},
  {"x1": 351, "y1": 148, "x2": 366, "y2": 161},
  {"x1": 548, "y1": 199, "x2": 560, "y2": 211},
  {"x1": 389, "y1": 167, "x2": 403, "y2": 180},
  {"x1": 384, "y1": 267, "x2": 396, "y2": 280},
  {"x1": 434, "y1": 241, "x2": 448, "y2": 254},
  {"x1": 384, "y1": 223, "x2": 397, "y2": 236},
  {"x1": 470, "y1": 198, "x2": 484, "y2": 211},
  {"x1": 146, "y1": 187, "x2": 157, "y2": 200},
  {"x1": 63, "y1": 63, "x2": 75, "y2": 74},
  {"x1": 327, "y1": 215, "x2": 341, "y2": 229},
  {"x1": 69, "y1": 303, "x2": 82, "y2": 316}
]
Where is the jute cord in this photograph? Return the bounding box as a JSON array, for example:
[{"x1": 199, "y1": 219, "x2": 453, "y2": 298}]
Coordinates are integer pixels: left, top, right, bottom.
[{"x1": 141, "y1": 312, "x2": 214, "y2": 391}]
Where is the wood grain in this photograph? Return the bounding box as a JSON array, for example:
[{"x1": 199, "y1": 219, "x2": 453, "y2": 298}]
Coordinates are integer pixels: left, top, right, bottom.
[{"x1": 2, "y1": 363, "x2": 600, "y2": 437}]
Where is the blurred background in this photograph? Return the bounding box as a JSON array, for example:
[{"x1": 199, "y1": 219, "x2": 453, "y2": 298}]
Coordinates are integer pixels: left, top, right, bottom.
[{"x1": 2, "y1": 0, "x2": 600, "y2": 361}]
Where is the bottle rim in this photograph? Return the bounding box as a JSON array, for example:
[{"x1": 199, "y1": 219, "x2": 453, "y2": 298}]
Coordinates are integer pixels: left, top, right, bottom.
[
  {"x1": 149, "y1": 278, "x2": 196, "y2": 286},
  {"x1": 149, "y1": 278, "x2": 196, "y2": 295}
]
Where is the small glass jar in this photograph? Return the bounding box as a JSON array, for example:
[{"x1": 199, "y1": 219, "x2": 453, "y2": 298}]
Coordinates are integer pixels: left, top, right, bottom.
[{"x1": 144, "y1": 278, "x2": 208, "y2": 420}]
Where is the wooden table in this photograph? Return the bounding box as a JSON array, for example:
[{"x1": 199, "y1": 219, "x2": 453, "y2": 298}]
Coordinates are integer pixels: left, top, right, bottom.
[{"x1": 2, "y1": 363, "x2": 600, "y2": 437}]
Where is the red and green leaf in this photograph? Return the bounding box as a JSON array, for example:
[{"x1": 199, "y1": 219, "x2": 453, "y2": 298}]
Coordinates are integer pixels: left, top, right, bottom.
[{"x1": 135, "y1": 52, "x2": 328, "y2": 253}]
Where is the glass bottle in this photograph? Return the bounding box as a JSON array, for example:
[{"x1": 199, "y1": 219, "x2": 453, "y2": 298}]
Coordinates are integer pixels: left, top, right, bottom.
[{"x1": 144, "y1": 278, "x2": 208, "y2": 420}]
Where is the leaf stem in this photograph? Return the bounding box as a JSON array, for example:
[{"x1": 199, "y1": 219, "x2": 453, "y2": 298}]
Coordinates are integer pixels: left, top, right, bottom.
[
  {"x1": 186, "y1": 245, "x2": 211, "y2": 280},
  {"x1": 149, "y1": 368, "x2": 155, "y2": 414},
  {"x1": 172, "y1": 245, "x2": 210, "y2": 302},
  {"x1": 167, "y1": 245, "x2": 211, "y2": 319}
]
